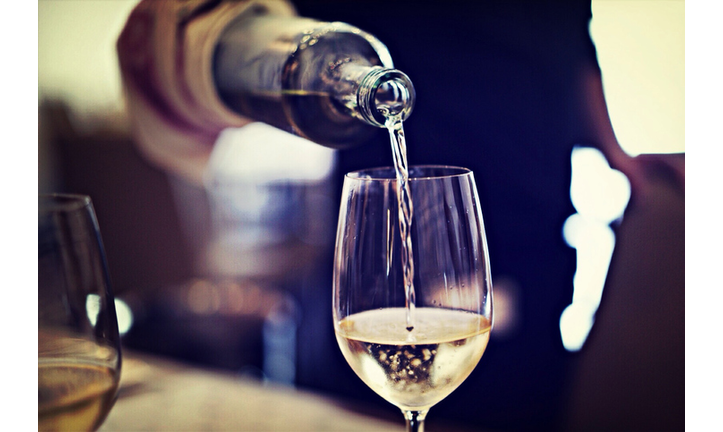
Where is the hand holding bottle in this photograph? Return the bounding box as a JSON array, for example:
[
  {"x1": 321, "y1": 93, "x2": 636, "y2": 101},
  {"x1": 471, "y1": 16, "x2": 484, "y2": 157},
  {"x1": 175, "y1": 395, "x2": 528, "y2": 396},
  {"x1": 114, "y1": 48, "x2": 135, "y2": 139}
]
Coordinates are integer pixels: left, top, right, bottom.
[{"x1": 117, "y1": 0, "x2": 414, "y2": 182}]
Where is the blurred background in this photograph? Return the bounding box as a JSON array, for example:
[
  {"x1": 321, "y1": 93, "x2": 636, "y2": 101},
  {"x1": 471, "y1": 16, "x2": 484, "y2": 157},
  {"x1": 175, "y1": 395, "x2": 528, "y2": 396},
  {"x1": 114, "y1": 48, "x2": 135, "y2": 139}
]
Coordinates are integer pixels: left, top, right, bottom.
[{"x1": 38, "y1": 0, "x2": 684, "y2": 430}]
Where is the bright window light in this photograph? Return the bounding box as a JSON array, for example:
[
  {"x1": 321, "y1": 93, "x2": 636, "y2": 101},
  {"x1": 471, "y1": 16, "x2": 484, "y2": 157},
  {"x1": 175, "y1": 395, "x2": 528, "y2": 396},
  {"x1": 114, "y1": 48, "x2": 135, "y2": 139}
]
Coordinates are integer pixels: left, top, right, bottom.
[{"x1": 590, "y1": 0, "x2": 685, "y2": 156}]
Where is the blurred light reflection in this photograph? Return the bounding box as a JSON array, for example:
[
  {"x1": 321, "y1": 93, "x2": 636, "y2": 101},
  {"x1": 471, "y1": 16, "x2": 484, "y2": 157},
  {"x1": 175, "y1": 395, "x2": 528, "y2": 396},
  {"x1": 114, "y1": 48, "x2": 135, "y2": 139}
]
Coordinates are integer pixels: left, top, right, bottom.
[
  {"x1": 115, "y1": 298, "x2": 133, "y2": 335},
  {"x1": 185, "y1": 279, "x2": 270, "y2": 317},
  {"x1": 489, "y1": 277, "x2": 520, "y2": 340},
  {"x1": 86, "y1": 294, "x2": 134, "y2": 336},
  {"x1": 86, "y1": 294, "x2": 101, "y2": 327},
  {"x1": 560, "y1": 147, "x2": 630, "y2": 351}
]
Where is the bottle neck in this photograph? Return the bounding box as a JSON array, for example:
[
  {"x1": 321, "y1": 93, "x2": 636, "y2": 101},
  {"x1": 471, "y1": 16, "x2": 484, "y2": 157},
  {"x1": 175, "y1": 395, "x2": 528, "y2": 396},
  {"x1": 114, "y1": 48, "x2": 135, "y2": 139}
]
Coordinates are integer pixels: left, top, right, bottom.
[
  {"x1": 213, "y1": 13, "x2": 415, "y2": 145},
  {"x1": 334, "y1": 63, "x2": 416, "y2": 128}
]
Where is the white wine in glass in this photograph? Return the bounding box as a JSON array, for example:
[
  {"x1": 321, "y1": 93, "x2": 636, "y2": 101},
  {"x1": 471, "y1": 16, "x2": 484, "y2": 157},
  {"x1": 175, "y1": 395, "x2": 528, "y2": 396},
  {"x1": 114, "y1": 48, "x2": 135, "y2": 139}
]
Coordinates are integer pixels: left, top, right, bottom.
[
  {"x1": 334, "y1": 166, "x2": 493, "y2": 432},
  {"x1": 38, "y1": 194, "x2": 122, "y2": 431}
]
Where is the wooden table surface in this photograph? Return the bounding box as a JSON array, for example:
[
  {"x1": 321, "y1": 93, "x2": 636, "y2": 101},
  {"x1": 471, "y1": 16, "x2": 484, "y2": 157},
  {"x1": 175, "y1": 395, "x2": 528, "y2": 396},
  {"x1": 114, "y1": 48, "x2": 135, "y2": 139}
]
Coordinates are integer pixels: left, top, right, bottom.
[{"x1": 100, "y1": 353, "x2": 405, "y2": 432}]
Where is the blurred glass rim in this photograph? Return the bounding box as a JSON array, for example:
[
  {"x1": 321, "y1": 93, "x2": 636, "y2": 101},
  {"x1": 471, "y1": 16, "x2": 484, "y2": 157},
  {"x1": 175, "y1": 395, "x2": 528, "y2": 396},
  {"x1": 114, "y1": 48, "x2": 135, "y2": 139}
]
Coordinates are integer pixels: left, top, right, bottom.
[
  {"x1": 345, "y1": 165, "x2": 473, "y2": 182},
  {"x1": 39, "y1": 193, "x2": 92, "y2": 213}
]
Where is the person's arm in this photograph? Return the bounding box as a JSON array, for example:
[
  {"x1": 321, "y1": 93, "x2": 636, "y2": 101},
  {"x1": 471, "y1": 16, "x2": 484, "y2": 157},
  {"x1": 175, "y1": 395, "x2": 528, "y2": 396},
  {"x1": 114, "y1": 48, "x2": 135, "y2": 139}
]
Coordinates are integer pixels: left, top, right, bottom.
[{"x1": 116, "y1": 0, "x2": 296, "y2": 184}]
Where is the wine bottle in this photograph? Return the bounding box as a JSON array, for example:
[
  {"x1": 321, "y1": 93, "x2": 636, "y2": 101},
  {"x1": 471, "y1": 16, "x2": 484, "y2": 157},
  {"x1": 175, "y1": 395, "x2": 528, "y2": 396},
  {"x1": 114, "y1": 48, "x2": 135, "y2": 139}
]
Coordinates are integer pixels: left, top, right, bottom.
[{"x1": 213, "y1": 4, "x2": 415, "y2": 149}]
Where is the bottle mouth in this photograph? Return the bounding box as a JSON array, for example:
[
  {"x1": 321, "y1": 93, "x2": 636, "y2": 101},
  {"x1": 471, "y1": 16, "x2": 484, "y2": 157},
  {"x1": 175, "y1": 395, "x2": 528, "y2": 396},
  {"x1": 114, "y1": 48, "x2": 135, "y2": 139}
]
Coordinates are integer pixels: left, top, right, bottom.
[{"x1": 358, "y1": 68, "x2": 415, "y2": 127}]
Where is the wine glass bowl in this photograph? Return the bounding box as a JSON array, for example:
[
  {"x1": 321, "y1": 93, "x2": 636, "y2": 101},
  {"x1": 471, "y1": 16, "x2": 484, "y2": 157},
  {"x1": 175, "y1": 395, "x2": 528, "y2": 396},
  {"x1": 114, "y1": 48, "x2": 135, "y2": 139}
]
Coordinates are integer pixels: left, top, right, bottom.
[
  {"x1": 333, "y1": 166, "x2": 493, "y2": 430},
  {"x1": 38, "y1": 194, "x2": 122, "y2": 432}
]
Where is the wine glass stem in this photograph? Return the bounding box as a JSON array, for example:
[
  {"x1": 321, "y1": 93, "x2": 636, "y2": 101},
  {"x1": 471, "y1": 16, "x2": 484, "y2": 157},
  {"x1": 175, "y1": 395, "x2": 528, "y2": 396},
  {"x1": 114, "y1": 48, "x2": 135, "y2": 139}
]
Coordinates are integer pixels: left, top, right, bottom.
[{"x1": 403, "y1": 410, "x2": 428, "y2": 432}]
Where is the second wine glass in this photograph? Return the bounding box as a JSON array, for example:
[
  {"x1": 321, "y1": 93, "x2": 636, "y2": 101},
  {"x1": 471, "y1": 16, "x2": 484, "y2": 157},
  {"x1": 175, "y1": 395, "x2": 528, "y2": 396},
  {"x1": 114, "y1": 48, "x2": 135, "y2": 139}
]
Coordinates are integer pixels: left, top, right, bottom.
[
  {"x1": 38, "y1": 194, "x2": 122, "y2": 431},
  {"x1": 333, "y1": 165, "x2": 493, "y2": 432}
]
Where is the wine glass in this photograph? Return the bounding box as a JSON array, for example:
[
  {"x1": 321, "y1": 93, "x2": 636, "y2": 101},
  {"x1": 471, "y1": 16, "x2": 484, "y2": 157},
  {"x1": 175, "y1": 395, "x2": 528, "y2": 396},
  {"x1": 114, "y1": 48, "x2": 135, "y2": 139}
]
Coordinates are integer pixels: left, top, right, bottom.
[
  {"x1": 38, "y1": 194, "x2": 122, "y2": 431},
  {"x1": 333, "y1": 165, "x2": 493, "y2": 432}
]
